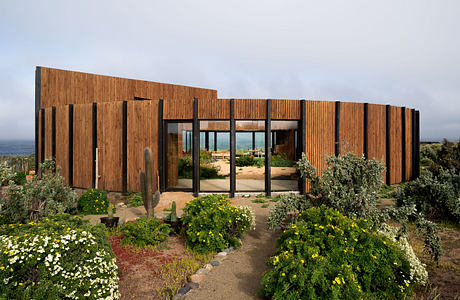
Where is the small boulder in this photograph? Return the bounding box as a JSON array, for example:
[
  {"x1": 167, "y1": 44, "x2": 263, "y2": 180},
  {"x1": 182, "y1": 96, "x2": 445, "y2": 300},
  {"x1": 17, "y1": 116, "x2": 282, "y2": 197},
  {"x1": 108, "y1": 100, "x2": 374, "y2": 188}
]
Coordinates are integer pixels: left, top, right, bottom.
[
  {"x1": 196, "y1": 268, "x2": 209, "y2": 275},
  {"x1": 210, "y1": 260, "x2": 220, "y2": 267},
  {"x1": 190, "y1": 274, "x2": 206, "y2": 283},
  {"x1": 204, "y1": 264, "x2": 213, "y2": 271}
]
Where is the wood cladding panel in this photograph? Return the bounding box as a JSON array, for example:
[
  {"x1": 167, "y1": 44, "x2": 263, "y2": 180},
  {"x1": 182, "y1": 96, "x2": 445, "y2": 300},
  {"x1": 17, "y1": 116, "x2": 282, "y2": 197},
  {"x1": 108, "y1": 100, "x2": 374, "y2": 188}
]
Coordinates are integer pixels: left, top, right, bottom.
[
  {"x1": 38, "y1": 110, "x2": 42, "y2": 166},
  {"x1": 390, "y1": 106, "x2": 403, "y2": 184},
  {"x1": 340, "y1": 102, "x2": 364, "y2": 155},
  {"x1": 39, "y1": 67, "x2": 217, "y2": 109},
  {"x1": 271, "y1": 99, "x2": 301, "y2": 120},
  {"x1": 199, "y1": 98, "x2": 231, "y2": 119},
  {"x1": 73, "y1": 104, "x2": 92, "y2": 188},
  {"x1": 97, "y1": 102, "x2": 123, "y2": 191},
  {"x1": 368, "y1": 104, "x2": 387, "y2": 183},
  {"x1": 405, "y1": 109, "x2": 413, "y2": 181},
  {"x1": 164, "y1": 98, "x2": 193, "y2": 119},
  {"x1": 304, "y1": 101, "x2": 335, "y2": 192},
  {"x1": 55, "y1": 106, "x2": 69, "y2": 184},
  {"x1": 127, "y1": 101, "x2": 159, "y2": 193},
  {"x1": 234, "y1": 99, "x2": 267, "y2": 119},
  {"x1": 44, "y1": 108, "x2": 53, "y2": 160}
]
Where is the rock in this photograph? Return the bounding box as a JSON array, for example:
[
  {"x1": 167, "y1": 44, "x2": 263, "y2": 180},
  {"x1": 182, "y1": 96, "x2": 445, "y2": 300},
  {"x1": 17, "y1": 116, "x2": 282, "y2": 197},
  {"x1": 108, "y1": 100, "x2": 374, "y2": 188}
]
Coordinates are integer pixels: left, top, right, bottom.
[
  {"x1": 217, "y1": 251, "x2": 227, "y2": 257},
  {"x1": 210, "y1": 260, "x2": 220, "y2": 266},
  {"x1": 190, "y1": 274, "x2": 206, "y2": 283},
  {"x1": 196, "y1": 268, "x2": 209, "y2": 275},
  {"x1": 115, "y1": 202, "x2": 127, "y2": 208},
  {"x1": 223, "y1": 247, "x2": 234, "y2": 253},
  {"x1": 188, "y1": 282, "x2": 199, "y2": 289},
  {"x1": 204, "y1": 264, "x2": 213, "y2": 271},
  {"x1": 178, "y1": 285, "x2": 191, "y2": 295}
]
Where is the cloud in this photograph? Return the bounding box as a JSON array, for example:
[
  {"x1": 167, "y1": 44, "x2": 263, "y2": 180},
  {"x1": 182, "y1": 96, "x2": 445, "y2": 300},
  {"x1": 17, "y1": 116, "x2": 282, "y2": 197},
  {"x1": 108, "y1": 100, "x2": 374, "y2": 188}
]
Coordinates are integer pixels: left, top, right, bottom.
[{"x1": 0, "y1": 0, "x2": 459, "y2": 141}]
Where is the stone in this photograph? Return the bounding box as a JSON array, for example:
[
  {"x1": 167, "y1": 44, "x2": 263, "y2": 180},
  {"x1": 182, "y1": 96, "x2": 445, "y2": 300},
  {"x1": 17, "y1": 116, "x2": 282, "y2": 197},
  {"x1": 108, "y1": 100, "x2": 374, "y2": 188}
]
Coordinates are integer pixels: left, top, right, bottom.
[
  {"x1": 210, "y1": 260, "x2": 220, "y2": 266},
  {"x1": 223, "y1": 247, "x2": 234, "y2": 253},
  {"x1": 195, "y1": 268, "x2": 209, "y2": 275},
  {"x1": 188, "y1": 282, "x2": 199, "y2": 289},
  {"x1": 116, "y1": 202, "x2": 127, "y2": 208},
  {"x1": 217, "y1": 251, "x2": 227, "y2": 257},
  {"x1": 190, "y1": 274, "x2": 206, "y2": 283},
  {"x1": 204, "y1": 264, "x2": 213, "y2": 271},
  {"x1": 178, "y1": 285, "x2": 191, "y2": 295}
]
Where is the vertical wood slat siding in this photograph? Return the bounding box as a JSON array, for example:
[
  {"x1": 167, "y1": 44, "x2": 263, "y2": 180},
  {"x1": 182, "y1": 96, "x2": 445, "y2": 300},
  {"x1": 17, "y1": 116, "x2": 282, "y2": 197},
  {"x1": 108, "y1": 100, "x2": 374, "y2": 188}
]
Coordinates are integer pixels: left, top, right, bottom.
[
  {"x1": 38, "y1": 110, "x2": 42, "y2": 166},
  {"x1": 55, "y1": 106, "x2": 69, "y2": 184},
  {"x1": 97, "y1": 102, "x2": 123, "y2": 191},
  {"x1": 73, "y1": 104, "x2": 93, "y2": 188},
  {"x1": 271, "y1": 99, "x2": 301, "y2": 119},
  {"x1": 234, "y1": 99, "x2": 267, "y2": 119},
  {"x1": 39, "y1": 67, "x2": 217, "y2": 109},
  {"x1": 126, "y1": 100, "x2": 159, "y2": 192},
  {"x1": 390, "y1": 106, "x2": 403, "y2": 184},
  {"x1": 339, "y1": 102, "x2": 364, "y2": 155},
  {"x1": 405, "y1": 109, "x2": 413, "y2": 181},
  {"x1": 304, "y1": 101, "x2": 335, "y2": 192},
  {"x1": 44, "y1": 108, "x2": 53, "y2": 160},
  {"x1": 198, "y1": 98, "x2": 231, "y2": 119},
  {"x1": 368, "y1": 104, "x2": 387, "y2": 184}
]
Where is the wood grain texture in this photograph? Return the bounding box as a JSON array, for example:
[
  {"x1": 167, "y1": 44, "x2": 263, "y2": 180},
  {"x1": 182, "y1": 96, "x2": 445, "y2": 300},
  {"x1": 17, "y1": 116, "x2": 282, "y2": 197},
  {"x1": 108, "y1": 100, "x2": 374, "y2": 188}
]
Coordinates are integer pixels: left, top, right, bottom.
[
  {"x1": 368, "y1": 104, "x2": 387, "y2": 184},
  {"x1": 97, "y1": 102, "x2": 123, "y2": 191},
  {"x1": 44, "y1": 108, "x2": 53, "y2": 160},
  {"x1": 55, "y1": 105, "x2": 69, "y2": 183},
  {"x1": 126, "y1": 100, "x2": 159, "y2": 192},
  {"x1": 39, "y1": 67, "x2": 217, "y2": 111},
  {"x1": 234, "y1": 99, "x2": 268, "y2": 119},
  {"x1": 390, "y1": 106, "x2": 402, "y2": 184},
  {"x1": 405, "y1": 109, "x2": 413, "y2": 181},
  {"x1": 304, "y1": 101, "x2": 336, "y2": 191},
  {"x1": 271, "y1": 99, "x2": 301, "y2": 120},
  {"x1": 199, "y1": 98, "x2": 231, "y2": 119},
  {"x1": 73, "y1": 104, "x2": 92, "y2": 188},
  {"x1": 339, "y1": 102, "x2": 364, "y2": 155}
]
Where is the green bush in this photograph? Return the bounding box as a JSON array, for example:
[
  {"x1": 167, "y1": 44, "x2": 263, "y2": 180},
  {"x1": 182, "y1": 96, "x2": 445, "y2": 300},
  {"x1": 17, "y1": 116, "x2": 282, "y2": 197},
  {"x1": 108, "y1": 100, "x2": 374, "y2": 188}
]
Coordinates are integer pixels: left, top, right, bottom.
[
  {"x1": 121, "y1": 217, "x2": 171, "y2": 247},
  {"x1": 78, "y1": 188, "x2": 109, "y2": 215},
  {"x1": 182, "y1": 194, "x2": 255, "y2": 253},
  {"x1": 236, "y1": 155, "x2": 255, "y2": 167},
  {"x1": 0, "y1": 214, "x2": 119, "y2": 299},
  {"x1": 297, "y1": 153, "x2": 385, "y2": 219},
  {"x1": 426, "y1": 139, "x2": 460, "y2": 176},
  {"x1": 128, "y1": 192, "x2": 144, "y2": 207},
  {"x1": 0, "y1": 159, "x2": 77, "y2": 223},
  {"x1": 271, "y1": 153, "x2": 295, "y2": 167},
  {"x1": 12, "y1": 171, "x2": 26, "y2": 185},
  {"x1": 393, "y1": 169, "x2": 460, "y2": 222},
  {"x1": 267, "y1": 193, "x2": 312, "y2": 230},
  {"x1": 0, "y1": 162, "x2": 14, "y2": 186},
  {"x1": 261, "y1": 206, "x2": 414, "y2": 299},
  {"x1": 178, "y1": 156, "x2": 224, "y2": 179}
]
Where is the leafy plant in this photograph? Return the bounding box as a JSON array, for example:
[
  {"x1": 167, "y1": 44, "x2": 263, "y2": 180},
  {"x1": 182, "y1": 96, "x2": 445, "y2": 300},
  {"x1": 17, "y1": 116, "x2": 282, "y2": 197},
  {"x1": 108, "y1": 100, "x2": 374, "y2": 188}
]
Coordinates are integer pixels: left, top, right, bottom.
[
  {"x1": 0, "y1": 159, "x2": 77, "y2": 223},
  {"x1": 77, "y1": 188, "x2": 109, "y2": 215},
  {"x1": 121, "y1": 217, "x2": 171, "y2": 247},
  {"x1": 252, "y1": 198, "x2": 266, "y2": 204},
  {"x1": 425, "y1": 139, "x2": 460, "y2": 176},
  {"x1": 182, "y1": 194, "x2": 255, "y2": 253},
  {"x1": 127, "y1": 192, "x2": 144, "y2": 207},
  {"x1": 267, "y1": 193, "x2": 312, "y2": 230},
  {"x1": 0, "y1": 214, "x2": 119, "y2": 299},
  {"x1": 236, "y1": 155, "x2": 255, "y2": 167},
  {"x1": 271, "y1": 153, "x2": 295, "y2": 167},
  {"x1": 393, "y1": 169, "x2": 460, "y2": 222},
  {"x1": 261, "y1": 206, "x2": 415, "y2": 299}
]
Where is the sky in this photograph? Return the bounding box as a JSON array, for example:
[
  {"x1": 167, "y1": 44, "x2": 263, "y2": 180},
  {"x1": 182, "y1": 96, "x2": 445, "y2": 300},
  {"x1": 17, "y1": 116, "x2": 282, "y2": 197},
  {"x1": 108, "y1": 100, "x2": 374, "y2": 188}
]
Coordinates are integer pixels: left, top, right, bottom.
[{"x1": 1, "y1": 0, "x2": 459, "y2": 141}]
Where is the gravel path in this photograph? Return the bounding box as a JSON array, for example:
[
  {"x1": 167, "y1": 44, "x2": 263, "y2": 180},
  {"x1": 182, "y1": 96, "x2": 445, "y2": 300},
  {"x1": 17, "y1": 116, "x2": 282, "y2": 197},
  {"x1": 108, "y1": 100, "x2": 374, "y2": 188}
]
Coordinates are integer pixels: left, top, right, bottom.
[{"x1": 185, "y1": 197, "x2": 278, "y2": 300}]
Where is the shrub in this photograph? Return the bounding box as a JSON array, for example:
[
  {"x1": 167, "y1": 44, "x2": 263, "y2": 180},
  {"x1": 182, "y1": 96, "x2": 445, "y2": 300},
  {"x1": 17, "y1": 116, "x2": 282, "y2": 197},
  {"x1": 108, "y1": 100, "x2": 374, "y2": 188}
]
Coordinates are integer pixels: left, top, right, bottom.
[
  {"x1": 426, "y1": 139, "x2": 460, "y2": 176},
  {"x1": 0, "y1": 214, "x2": 119, "y2": 299},
  {"x1": 0, "y1": 159, "x2": 77, "y2": 223},
  {"x1": 236, "y1": 155, "x2": 255, "y2": 167},
  {"x1": 127, "y1": 192, "x2": 143, "y2": 207},
  {"x1": 0, "y1": 162, "x2": 14, "y2": 186},
  {"x1": 121, "y1": 217, "x2": 171, "y2": 247},
  {"x1": 178, "y1": 156, "x2": 193, "y2": 179},
  {"x1": 271, "y1": 153, "x2": 295, "y2": 167},
  {"x1": 267, "y1": 193, "x2": 312, "y2": 230},
  {"x1": 200, "y1": 163, "x2": 223, "y2": 179},
  {"x1": 78, "y1": 188, "x2": 109, "y2": 215},
  {"x1": 261, "y1": 206, "x2": 415, "y2": 299},
  {"x1": 12, "y1": 171, "x2": 27, "y2": 185},
  {"x1": 178, "y1": 156, "x2": 224, "y2": 179},
  {"x1": 182, "y1": 194, "x2": 255, "y2": 253},
  {"x1": 393, "y1": 169, "x2": 460, "y2": 222},
  {"x1": 297, "y1": 153, "x2": 385, "y2": 219}
]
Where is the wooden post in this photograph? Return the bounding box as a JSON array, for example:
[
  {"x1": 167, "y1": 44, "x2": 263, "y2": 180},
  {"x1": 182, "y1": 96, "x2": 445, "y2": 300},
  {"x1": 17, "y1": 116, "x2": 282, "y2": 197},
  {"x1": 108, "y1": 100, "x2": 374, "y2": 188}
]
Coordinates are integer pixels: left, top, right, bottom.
[
  {"x1": 401, "y1": 107, "x2": 406, "y2": 182},
  {"x1": 335, "y1": 101, "x2": 341, "y2": 156},
  {"x1": 230, "y1": 99, "x2": 236, "y2": 197},
  {"x1": 92, "y1": 103, "x2": 97, "y2": 188},
  {"x1": 193, "y1": 98, "x2": 200, "y2": 197},
  {"x1": 299, "y1": 99, "x2": 306, "y2": 194},
  {"x1": 52, "y1": 106, "x2": 56, "y2": 173},
  {"x1": 363, "y1": 103, "x2": 369, "y2": 160},
  {"x1": 386, "y1": 105, "x2": 391, "y2": 185},
  {"x1": 265, "y1": 99, "x2": 271, "y2": 196}
]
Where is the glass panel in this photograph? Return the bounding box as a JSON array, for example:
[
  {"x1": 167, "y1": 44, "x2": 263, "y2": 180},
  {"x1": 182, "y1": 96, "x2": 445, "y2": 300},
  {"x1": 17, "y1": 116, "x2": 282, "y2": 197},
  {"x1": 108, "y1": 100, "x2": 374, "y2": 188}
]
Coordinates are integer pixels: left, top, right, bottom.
[
  {"x1": 271, "y1": 121, "x2": 299, "y2": 191},
  {"x1": 236, "y1": 121, "x2": 265, "y2": 191},
  {"x1": 200, "y1": 121, "x2": 230, "y2": 191},
  {"x1": 167, "y1": 122, "x2": 193, "y2": 190}
]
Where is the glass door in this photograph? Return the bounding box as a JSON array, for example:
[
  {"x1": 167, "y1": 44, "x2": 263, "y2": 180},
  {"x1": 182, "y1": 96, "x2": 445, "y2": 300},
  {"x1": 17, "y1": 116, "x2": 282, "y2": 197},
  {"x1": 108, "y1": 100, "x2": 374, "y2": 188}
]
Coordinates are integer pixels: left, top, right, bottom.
[{"x1": 165, "y1": 122, "x2": 193, "y2": 190}]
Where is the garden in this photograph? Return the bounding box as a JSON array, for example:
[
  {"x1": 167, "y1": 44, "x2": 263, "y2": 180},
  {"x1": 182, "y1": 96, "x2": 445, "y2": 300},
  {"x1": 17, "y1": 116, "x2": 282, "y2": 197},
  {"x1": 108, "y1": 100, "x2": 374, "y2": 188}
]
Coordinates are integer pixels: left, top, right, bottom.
[{"x1": 0, "y1": 140, "x2": 459, "y2": 299}]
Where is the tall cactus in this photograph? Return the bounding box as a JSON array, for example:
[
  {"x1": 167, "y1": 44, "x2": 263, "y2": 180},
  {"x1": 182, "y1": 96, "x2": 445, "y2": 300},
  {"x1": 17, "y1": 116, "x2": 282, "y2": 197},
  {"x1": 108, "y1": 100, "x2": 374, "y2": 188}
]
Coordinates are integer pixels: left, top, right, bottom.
[
  {"x1": 139, "y1": 147, "x2": 160, "y2": 218},
  {"x1": 170, "y1": 201, "x2": 178, "y2": 222}
]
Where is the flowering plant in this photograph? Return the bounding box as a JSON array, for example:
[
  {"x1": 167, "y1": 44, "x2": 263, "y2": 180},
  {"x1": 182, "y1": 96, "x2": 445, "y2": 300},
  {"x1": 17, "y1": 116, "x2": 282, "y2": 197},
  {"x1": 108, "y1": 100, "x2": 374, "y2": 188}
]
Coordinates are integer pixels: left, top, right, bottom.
[
  {"x1": 0, "y1": 214, "x2": 119, "y2": 299},
  {"x1": 120, "y1": 217, "x2": 171, "y2": 247},
  {"x1": 182, "y1": 194, "x2": 254, "y2": 253},
  {"x1": 78, "y1": 188, "x2": 109, "y2": 215},
  {"x1": 261, "y1": 206, "x2": 414, "y2": 299}
]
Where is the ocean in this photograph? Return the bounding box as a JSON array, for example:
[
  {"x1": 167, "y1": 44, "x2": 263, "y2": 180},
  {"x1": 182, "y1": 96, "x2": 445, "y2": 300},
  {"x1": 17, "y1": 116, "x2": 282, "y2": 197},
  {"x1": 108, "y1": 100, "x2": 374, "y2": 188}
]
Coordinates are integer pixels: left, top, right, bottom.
[{"x1": 0, "y1": 140, "x2": 35, "y2": 156}]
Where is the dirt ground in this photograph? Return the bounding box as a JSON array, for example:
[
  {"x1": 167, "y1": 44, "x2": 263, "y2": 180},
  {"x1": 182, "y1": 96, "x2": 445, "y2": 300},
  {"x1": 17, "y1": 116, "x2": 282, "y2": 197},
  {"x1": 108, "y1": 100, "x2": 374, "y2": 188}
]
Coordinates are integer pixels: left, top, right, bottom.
[{"x1": 212, "y1": 160, "x2": 297, "y2": 179}]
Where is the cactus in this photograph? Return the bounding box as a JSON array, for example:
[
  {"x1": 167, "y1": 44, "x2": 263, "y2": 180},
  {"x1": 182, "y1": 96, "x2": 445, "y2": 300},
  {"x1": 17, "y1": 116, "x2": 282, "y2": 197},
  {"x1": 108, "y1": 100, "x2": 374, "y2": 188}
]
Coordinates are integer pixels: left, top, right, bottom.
[
  {"x1": 170, "y1": 201, "x2": 178, "y2": 222},
  {"x1": 108, "y1": 202, "x2": 114, "y2": 218},
  {"x1": 140, "y1": 147, "x2": 159, "y2": 218}
]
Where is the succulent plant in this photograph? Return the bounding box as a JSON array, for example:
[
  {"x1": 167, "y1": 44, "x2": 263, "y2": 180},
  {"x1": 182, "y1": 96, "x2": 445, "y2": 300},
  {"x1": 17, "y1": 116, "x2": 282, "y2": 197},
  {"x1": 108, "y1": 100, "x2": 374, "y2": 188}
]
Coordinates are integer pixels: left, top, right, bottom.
[
  {"x1": 108, "y1": 202, "x2": 114, "y2": 218},
  {"x1": 140, "y1": 147, "x2": 159, "y2": 218}
]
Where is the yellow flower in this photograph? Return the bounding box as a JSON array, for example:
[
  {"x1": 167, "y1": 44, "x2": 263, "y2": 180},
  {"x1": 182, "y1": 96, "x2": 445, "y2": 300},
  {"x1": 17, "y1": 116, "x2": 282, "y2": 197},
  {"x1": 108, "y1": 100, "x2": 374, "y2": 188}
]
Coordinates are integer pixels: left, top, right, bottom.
[
  {"x1": 293, "y1": 274, "x2": 297, "y2": 278},
  {"x1": 301, "y1": 259, "x2": 304, "y2": 264},
  {"x1": 18, "y1": 283, "x2": 23, "y2": 286},
  {"x1": 197, "y1": 232, "x2": 200, "y2": 236},
  {"x1": 311, "y1": 253, "x2": 319, "y2": 258},
  {"x1": 281, "y1": 273, "x2": 285, "y2": 277}
]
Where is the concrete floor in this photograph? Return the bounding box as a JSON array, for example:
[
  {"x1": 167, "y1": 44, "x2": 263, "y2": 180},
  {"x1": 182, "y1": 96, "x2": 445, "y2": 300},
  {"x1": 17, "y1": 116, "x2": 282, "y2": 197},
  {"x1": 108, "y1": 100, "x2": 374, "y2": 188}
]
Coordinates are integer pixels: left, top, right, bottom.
[{"x1": 174, "y1": 179, "x2": 298, "y2": 191}]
